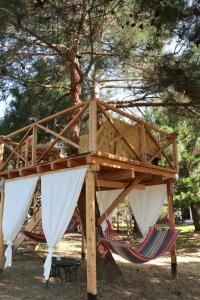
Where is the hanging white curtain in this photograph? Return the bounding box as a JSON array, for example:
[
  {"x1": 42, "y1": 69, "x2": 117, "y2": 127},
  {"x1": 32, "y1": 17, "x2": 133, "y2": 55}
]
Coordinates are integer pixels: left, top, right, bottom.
[
  {"x1": 2, "y1": 176, "x2": 39, "y2": 268},
  {"x1": 96, "y1": 189, "x2": 122, "y2": 232},
  {"x1": 41, "y1": 167, "x2": 87, "y2": 280},
  {"x1": 127, "y1": 184, "x2": 167, "y2": 236}
]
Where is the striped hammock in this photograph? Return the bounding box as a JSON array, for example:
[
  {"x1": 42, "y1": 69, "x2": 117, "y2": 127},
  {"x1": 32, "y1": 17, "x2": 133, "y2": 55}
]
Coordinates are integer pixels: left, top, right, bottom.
[
  {"x1": 100, "y1": 227, "x2": 178, "y2": 263},
  {"x1": 22, "y1": 218, "x2": 80, "y2": 244}
]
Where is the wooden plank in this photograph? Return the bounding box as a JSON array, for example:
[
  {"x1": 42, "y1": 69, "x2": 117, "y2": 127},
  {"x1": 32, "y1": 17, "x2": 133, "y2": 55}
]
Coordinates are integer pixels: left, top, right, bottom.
[
  {"x1": 172, "y1": 138, "x2": 179, "y2": 171},
  {"x1": 145, "y1": 126, "x2": 174, "y2": 169},
  {"x1": 6, "y1": 101, "x2": 88, "y2": 139},
  {"x1": 99, "y1": 169, "x2": 135, "y2": 181},
  {"x1": 36, "y1": 164, "x2": 52, "y2": 173},
  {"x1": 36, "y1": 124, "x2": 79, "y2": 149},
  {"x1": 89, "y1": 100, "x2": 97, "y2": 153},
  {"x1": 98, "y1": 103, "x2": 142, "y2": 160},
  {"x1": 167, "y1": 181, "x2": 177, "y2": 277},
  {"x1": 3, "y1": 141, "x2": 30, "y2": 166},
  {"x1": 50, "y1": 161, "x2": 69, "y2": 171},
  {"x1": 97, "y1": 179, "x2": 129, "y2": 189},
  {"x1": 97, "y1": 179, "x2": 145, "y2": 190},
  {"x1": 7, "y1": 170, "x2": 19, "y2": 179},
  {"x1": 148, "y1": 138, "x2": 174, "y2": 164},
  {"x1": 139, "y1": 124, "x2": 147, "y2": 163},
  {"x1": 32, "y1": 125, "x2": 37, "y2": 165},
  {"x1": 13, "y1": 208, "x2": 41, "y2": 250},
  {"x1": 88, "y1": 154, "x2": 177, "y2": 178},
  {"x1": 0, "y1": 128, "x2": 32, "y2": 172},
  {"x1": 0, "y1": 181, "x2": 4, "y2": 270},
  {"x1": 0, "y1": 143, "x2": 4, "y2": 162},
  {"x1": 37, "y1": 103, "x2": 88, "y2": 162},
  {"x1": 19, "y1": 167, "x2": 37, "y2": 177},
  {"x1": 86, "y1": 171, "x2": 97, "y2": 298},
  {"x1": 97, "y1": 180, "x2": 140, "y2": 225}
]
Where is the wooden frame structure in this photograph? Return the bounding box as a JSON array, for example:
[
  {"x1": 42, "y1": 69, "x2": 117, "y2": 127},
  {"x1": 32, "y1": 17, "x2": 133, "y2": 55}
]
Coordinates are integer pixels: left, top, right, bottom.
[{"x1": 0, "y1": 99, "x2": 178, "y2": 299}]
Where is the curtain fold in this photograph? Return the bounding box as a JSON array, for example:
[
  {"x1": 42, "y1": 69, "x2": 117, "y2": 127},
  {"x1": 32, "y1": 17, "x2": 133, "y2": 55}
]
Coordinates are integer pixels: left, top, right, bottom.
[
  {"x1": 96, "y1": 189, "x2": 122, "y2": 232},
  {"x1": 41, "y1": 167, "x2": 87, "y2": 280},
  {"x1": 127, "y1": 184, "x2": 167, "y2": 236},
  {"x1": 2, "y1": 176, "x2": 39, "y2": 268}
]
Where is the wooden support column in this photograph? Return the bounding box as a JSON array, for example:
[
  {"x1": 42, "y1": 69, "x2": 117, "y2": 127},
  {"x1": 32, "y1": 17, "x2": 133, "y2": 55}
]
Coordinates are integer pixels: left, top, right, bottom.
[
  {"x1": 89, "y1": 100, "x2": 97, "y2": 153},
  {"x1": 167, "y1": 181, "x2": 177, "y2": 277},
  {"x1": 172, "y1": 138, "x2": 178, "y2": 172},
  {"x1": 81, "y1": 230, "x2": 86, "y2": 260},
  {"x1": 0, "y1": 180, "x2": 4, "y2": 270},
  {"x1": 32, "y1": 125, "x2": 37, "y2": 165},
  {"x1": 86, "y1": 171, "x2": 97, "y2": 299},
  {"x1": 139, "y1": 124, "x2": 147, "y2": 163}
]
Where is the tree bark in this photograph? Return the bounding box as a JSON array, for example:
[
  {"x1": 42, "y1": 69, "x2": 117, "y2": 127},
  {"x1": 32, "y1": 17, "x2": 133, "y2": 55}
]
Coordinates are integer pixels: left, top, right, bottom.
[
  {"x1": 68, "y1": 49, "x2": 82, "y2": 154},
  {"x1": 190, "y1": 203, "x2": 200, "y2": 231}
]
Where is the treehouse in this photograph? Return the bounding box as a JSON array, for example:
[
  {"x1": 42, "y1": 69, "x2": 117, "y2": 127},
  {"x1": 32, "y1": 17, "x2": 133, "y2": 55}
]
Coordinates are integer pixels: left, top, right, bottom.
[{"x1": 0, "y1": 99, "x2": 178, "y2": 299}]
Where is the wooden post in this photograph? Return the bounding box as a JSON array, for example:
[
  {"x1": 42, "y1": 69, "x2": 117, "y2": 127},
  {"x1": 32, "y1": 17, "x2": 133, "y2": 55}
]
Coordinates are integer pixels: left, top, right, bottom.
[
  {"x1": 32, "y1": 125, "x2": 37, "y2": 165},
  {"x1": 139, "y1": 124, "x2": 147, "y2": 163},
  {"x1": 167, "y1": 181, "x2": 177, "y2": 277},
  {"x1": 89, "y1": 100, "x2": 97, "y2": 153},
  {"x1": 0, "y1": 180, "x2": 4, "y2": 270},
  {"x1": 81, "y1": 230, "x2": 86, "y2": 260},
  {"x1": 86, "y1": 171, "x2": 97, "y2": 299},
  {"x1": 172, "y1": 138, "x2": 178, "y2": 172}
]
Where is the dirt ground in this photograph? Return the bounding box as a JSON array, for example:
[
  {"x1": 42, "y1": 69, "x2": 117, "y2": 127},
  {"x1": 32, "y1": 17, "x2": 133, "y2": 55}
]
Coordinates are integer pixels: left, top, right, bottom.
[{"x1": 0, "y1": 232, "x2": 200, "y2": 300}]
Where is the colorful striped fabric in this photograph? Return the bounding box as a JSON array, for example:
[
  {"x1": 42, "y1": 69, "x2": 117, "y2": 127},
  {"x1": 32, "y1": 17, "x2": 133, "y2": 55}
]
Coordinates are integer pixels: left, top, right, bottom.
[
  {"x1": 22, "y1": 218, "x2": 80, "y2": 244},
  {"x1": 101, "y1": 227, "x2": 178, "y2": 263}
]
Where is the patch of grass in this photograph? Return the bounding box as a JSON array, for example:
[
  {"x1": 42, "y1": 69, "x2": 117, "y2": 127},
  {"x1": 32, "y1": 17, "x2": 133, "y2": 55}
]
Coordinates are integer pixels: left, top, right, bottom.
[{"x1": 175, "y1": 224, "x2": 195, "y2": 234}]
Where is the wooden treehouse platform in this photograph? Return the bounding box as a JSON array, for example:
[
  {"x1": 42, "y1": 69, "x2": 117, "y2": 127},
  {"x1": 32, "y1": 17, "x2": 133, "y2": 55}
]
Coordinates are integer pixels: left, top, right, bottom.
[
  {"x1": 0, "y1": 99, "x2": 178, "y2": 186},
  {"x1": 0, "y1": 99, "x2": 178, "y2": 299}
]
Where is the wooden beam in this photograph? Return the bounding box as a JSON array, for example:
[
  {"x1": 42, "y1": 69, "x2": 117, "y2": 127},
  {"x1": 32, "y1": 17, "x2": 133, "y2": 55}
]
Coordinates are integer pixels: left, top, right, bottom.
[
  {"x1": 32, "y1": 125, "x2": 37, "y2": 165},
  {"x1": 97, "y1": 179, "x2": 140, "y2": 225},
  {"x1": 99, "y1": 169, "x2": 135, "y2": 181},
  {"x1": 0, "y1": 181, "x2": 4, "y2": 270},
  {"x1": 36, "y1": 164, "x2": 52, "y2": 173},
  {"x1": 36, "y1": 124, "x2": 79, "y2": 149},
  {"x1": 148, "y1": 138, "x2": 174, "y2": 164},
  {"x1": 19, "y1": 167, "x2": 36, "y2": 177},
  {"x1": 97, "y1": 179, "x2": 145, "y2": 190},
  {"x1": 37, "y1": 103, "x2": 88, "y2": 162},
  {"x1": 97, "y1": 99, "x2": 170, "y2": 135},
  {"x1": 89, "y1": 100, "x2": 97, "y2": 153},
  {"x1": 167, "y1": 181, "x2": 177, "y2": 277},
  {"x1": 6, "y1": 101, "x2": 88, "y2": 139},
  {"x1": 145, "y1": 126, "x2": 174, "y2": 169},
  {"x1": 172, "y1": 138, "x2": 178, "y2": 172},
  {"x1": 139, "y1": 124, "x2": 147, "y2": 163},
  {"x1": 0, "y1": 127, "x2": 32, "y2": 172},
  {"x1": 86, "y1": 171, "x2": 97, "y2": 299},
  {"x1": 13, "y1": 208, "x2": 41, "y2": 249},
  {"x1": 97, "y1": 179, "x2": 129, "y2": 189}
]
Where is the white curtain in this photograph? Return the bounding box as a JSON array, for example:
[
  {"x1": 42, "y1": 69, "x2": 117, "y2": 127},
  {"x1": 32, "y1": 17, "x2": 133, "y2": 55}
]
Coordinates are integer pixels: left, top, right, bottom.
[
  {"x1": 96, "y1": 189, "x2": 122, "y2": 232},
  {"x1": 127, "y1": 184, "x2": 167, "y2": 236},
  {"x1": 2, "y1": 176, "x2": 39, "y2": 268},
  {"x1": 41, "y1": 167, "x2": 87, "y2": 280}
]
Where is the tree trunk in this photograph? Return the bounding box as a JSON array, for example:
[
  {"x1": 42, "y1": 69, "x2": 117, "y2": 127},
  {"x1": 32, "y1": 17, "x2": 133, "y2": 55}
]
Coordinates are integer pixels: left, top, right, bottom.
[
  {"x1": 190, "y1": 203, "x2": 200, "y2": 231},
  {"x1": 68, "y1": 49, "x2": 82, "y2": 154},
  {"x1": 68, "y1": 49, "x2": 121, "y2": 280},
  {"x1": 78, "y1": 186, "x2": 122, "y2": 280}
]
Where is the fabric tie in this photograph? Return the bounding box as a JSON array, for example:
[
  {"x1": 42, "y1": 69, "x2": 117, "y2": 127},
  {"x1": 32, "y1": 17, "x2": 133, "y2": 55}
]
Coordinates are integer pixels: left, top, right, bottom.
[
  {"x1": 4, "y1": 241, "x2": 13, "y2": 268},
  {"x1": 43, "y1": 247, "x2": 54, "y2": 280}
]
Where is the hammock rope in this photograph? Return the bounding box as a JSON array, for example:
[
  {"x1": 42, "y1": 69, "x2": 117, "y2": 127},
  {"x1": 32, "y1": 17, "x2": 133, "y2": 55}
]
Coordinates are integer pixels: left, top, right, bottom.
[{"x1": 99, "y1": 223, "x2": 178, "y2": 263}]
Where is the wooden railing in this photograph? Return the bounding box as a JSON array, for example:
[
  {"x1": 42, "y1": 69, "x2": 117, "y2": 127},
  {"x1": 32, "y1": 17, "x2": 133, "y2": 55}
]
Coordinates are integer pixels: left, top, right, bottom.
[{"x1": 0, "y1": 99, "x2": 178, "y2": 173}]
